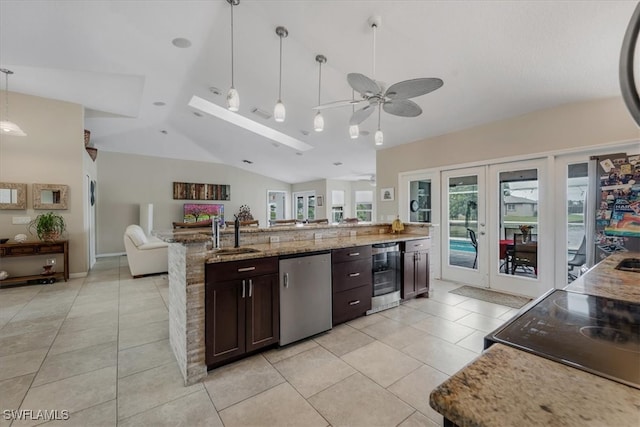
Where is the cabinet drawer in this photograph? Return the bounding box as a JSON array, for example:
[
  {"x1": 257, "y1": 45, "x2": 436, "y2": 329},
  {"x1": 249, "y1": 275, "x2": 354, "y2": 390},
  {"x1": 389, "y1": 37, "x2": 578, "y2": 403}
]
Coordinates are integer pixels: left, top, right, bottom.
[
  {"x1": 207, "y1": 256, "x2": 278, "y2": 283},
  {"x1": 38, "y1": 244, "x2": 64, "y2": 254},
  {"x1": 5, "y1": 246, "x2": 37, "y2": 256},
  {"x1": 332, "y1": 245, "x2": 371, "y2": 263},
  {"x1": 332, "y1": 259, "x2": 372, "y2": 293},
  {"x1": 332, "y1": 285, "x2": 372, "y2": 325},
  {"x1": 403, "y1": 238, "x2": 430, "y2": 253}
]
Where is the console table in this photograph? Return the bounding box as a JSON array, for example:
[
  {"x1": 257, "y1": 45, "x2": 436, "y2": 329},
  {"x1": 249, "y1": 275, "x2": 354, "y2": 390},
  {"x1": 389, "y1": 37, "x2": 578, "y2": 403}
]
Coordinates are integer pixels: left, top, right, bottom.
[{"x1": 0, "y1": 240, "x2": 69, "y2": 286}]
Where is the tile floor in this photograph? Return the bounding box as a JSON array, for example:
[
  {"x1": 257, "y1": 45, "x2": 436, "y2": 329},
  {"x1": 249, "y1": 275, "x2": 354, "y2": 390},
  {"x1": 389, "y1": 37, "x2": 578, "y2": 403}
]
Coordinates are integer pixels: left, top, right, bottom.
[{"x1": 0, "y1": 256, "x2": 519, "y2": 427}]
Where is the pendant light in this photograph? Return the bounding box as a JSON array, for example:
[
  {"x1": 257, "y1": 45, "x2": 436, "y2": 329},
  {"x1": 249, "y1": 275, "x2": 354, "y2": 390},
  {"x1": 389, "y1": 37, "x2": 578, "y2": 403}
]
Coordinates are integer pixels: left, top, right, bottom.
[
  {"x1": 314, "y1": 55, "x2": 326, "y2": 132},
  {"x1": 226, "y1": 0, "x2": 240, "y2": 112},
  {"x1": 348, "y1": 90, "x2": 359, "y2": 139},
  {"x1": 274, "y1": 26, "x2": 288, "y2": 122},
  {"x1": 374, "y1": 103, "x2": 383, "y2": 146},
  {"x1": 0, "y1": 69, "x2": 26, "y2": 137}
]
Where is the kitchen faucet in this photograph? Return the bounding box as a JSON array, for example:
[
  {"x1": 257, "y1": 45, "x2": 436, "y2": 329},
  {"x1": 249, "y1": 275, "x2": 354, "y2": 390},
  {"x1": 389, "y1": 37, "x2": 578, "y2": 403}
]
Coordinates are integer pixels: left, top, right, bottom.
[
  {"x1": 212, "y1": 219, "x2": 220, "y2": 249},
  {"x1": 234, "y1": 215, "x2": 240, "y2": 248}
]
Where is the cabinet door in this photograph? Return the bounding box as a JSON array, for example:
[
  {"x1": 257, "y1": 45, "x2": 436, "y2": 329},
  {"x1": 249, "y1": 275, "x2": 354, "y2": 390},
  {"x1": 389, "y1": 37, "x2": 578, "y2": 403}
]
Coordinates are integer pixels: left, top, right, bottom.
[
  {"x1": 415, "y1": 250, "x2": 429, "y2": 295},
  {"x1": 205, "y1": 279, "x2": 246, "y2": 366},
  {"x1": 402, "y1": 252, "x2": 417, "y2": 299},
  {"x1": 246, "y1": 273, "x2": 279, "y2": 353}
]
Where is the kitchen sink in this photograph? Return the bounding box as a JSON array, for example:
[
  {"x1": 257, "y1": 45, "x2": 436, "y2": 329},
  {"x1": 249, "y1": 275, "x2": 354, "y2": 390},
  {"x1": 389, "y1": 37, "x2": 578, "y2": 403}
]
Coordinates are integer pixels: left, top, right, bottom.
[
  {"x1": 615, "y1": 258, "x2": 640, "y2": 273},
  {"x1": 211, "y1": 247, "x2": 261, "y2": 256}
]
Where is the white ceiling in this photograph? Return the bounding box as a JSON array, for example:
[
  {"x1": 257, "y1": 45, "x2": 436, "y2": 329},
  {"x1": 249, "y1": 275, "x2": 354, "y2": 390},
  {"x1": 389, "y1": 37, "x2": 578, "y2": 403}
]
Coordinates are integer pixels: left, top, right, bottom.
[{"x1": 0, "y1": 1, "x2": 636, "y2": 184}]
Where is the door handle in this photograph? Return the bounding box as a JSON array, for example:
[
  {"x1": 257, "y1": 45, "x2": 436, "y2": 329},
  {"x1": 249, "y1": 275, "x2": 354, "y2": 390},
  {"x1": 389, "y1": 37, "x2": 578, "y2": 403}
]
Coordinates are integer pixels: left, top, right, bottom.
[
  {"x1": 349, "y1": 300, "x2": 360, "y2": 306},
  {"x1": 283, "y1": 273, "x2": 289, "y2": 288},
  {"x1": 241, "y1": 280, "x2": 246, "y2": 298},
  {"x1": 248, "y1": 279, "x2": 253, "y2": 297},
  {"x1": 349, "y1": 272, "x2": 360, "y2": 277}
]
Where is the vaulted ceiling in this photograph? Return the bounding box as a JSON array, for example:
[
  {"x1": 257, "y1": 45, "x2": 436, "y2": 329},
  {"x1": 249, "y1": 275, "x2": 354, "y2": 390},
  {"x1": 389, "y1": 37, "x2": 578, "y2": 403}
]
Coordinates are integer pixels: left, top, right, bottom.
[{"x1": 0, "y1": 1, "x2": 635, "y2": 183}]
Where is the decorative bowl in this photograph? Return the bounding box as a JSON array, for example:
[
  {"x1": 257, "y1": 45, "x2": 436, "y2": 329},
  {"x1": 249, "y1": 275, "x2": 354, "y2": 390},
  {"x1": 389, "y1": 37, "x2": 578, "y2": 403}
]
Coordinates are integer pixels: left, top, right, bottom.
[
  {"x1": 0, "y1": 271, "x2": 8, "y2": 280},
  {"x1": 14, "y1": 234, "x2": 27, "y2": 243},
  {"x1": 0, "y1": 238, "x2": 8, "y2": 244}
]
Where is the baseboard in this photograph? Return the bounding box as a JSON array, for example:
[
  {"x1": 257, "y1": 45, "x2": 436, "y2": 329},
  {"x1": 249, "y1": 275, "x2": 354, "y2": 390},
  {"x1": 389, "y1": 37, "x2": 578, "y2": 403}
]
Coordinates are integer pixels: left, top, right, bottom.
[
  {"x1": 70, "y1": 272, "x2": 87, "y2": 279},
  {"x1": 96, "y1": 252, "x2": 126, "y2": 258}
]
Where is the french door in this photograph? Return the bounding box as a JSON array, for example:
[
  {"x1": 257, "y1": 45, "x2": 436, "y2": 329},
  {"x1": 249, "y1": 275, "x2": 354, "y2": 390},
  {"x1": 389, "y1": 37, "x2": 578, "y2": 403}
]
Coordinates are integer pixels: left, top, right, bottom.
[{"x1": 441, "y1": 159, "x2": 553, "y2": 298}]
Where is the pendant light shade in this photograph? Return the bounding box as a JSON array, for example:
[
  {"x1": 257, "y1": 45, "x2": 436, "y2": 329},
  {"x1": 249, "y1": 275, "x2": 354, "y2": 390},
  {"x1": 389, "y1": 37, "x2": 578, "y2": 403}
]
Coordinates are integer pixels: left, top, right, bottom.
[
  {"x1": 226, "y1": 0, "x2": 240, "y2": 112},
  {"x1": 314, "y1": 55, "x2": 326, "y2": 132},
  {"x1": 0, "y1": 69, "x2": 26, "y2": 137},
  {"x1": 274, "y1": 26, "x2": 288, "y2": 122},
  {"x1": 349, "y1": 124, "x2": 359, "y2": 139}
]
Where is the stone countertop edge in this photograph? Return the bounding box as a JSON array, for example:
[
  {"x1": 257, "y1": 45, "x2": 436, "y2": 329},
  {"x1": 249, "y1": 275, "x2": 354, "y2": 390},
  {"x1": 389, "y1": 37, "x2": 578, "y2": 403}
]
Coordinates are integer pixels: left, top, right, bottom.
[
  {"x1": 204, "y1": 234, "x2": 429, "y2": 263},
  {"x1": 428, "y1": 250, "x2": 640, "y2": 426}
]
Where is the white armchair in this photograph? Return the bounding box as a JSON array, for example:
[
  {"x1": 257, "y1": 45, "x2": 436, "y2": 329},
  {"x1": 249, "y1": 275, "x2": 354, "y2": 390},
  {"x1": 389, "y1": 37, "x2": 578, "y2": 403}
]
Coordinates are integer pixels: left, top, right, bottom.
[{"x1": 123, "y1": 224, "x2": 169, "y2": 277}]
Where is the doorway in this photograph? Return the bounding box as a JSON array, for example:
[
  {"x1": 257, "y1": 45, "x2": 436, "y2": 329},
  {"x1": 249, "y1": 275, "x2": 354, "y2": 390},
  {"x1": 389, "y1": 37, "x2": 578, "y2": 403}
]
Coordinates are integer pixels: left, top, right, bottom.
[
  {"x1": 267, "y1": 190, "x2": 287, "y2": 225},
  {"x1": 292, "y1": 191, "x2": 316, "y2": 221}
]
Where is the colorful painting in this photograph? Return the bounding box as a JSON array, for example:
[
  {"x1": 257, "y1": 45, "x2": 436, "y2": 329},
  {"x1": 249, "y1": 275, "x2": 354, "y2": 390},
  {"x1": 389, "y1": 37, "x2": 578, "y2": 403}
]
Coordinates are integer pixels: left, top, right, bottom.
[{"x1": 183, "y1": 203, "x2": 224, "y2": 223}]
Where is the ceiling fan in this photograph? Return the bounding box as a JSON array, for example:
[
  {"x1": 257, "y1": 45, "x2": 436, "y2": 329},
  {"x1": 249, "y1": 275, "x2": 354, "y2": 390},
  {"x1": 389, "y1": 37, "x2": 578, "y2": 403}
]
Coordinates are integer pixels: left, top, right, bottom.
[{"x1": 314, "y1": 16, "x2": 443, "y2": 128}]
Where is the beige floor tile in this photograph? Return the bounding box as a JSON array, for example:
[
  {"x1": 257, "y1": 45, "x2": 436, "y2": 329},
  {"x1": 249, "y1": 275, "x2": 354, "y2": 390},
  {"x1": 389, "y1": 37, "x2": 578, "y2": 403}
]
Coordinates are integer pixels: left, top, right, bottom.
[
  {"x1": 456, "y1": 312, "x2": 506, "y2": 333},
  {"x1": 455, "y1": 299, "x2": 511, "y2": 318},
  {"x1": 346, "y1": 312, "x2": 386, "y2": 329},
  {"x1": 402, "y1": 335, "x2": 478, "y2": 376},
  {"x1": 377, "y1": 326, "x2": 430, "y2": 350},
  {"x1": 380, "y1": 305, "x2": 433, "y2": 325},
  {"x1": 49, "y1": 325, "x2": 117, "y2": 356},
  {"x1": 398, "y1": 411, "x2": 441, "y2": 427},
  {"x1": 274, "y1": 346, "x2": 355, "y2": 398},
  {"x1": 10, "y1": 303, "x2": 73, "y2": 323},
  {"x1": 119, "y1": 295, "x2": 166, "y2": 315},
  {"x1": 341, "y1": 341, "x2": 421, "y2": 388},
  {"x1": 204, "y1": 354, "x2": 284, "y2": 410},
  {"x1": 0, "y1": 328, "x2": 58, "y2": 357},
  {"x1": 33, "y1": 342, "x2": 117, "y2": 387},
  {"x1": 119, "y1": 307, "x2": 168, "y2": 329},
  {"x1": 455, "y1": 330, "x2": 487, "y2": 353},
  {"x1": 498, "y1": 307, "x2": 521, "y2": 321},
  {"x1": 39, "y1": 400, "x2": 116, "y2": 427},
  {"x1": 360, "y1": 317, "x2": 411, "y2": 340},
  {"x1": 58, "y1": 311, "x2": 118, "y2": 334},
  {"x1": 72, "y1": 291, "x2": 119, "y2": 307},
  {"x1": 0, "y1": 313, "x2": 64, "y2": 338},
  {"x1": 219, "y1": 382, "x2": 327, "y2": 427},
  {"x1": 309, "y1": 373, "x2": 413, "y2": 427},
  {"x1": 117, "y1": 339, "x2": 175, "y2": 378},
  {"x1": 428, "y1": 290, "x2": 470, "y2": 306},
  {"x1": 262, "y1": 339, "x2": 318, "y2": 364},
  {"x1": 0, "y1": 348, "x2": 48, "y2": 381},
  {"x1": 388, "y1": 364, "x2": 450, "y2": 424},
  {"x1": 118, "y1": 320, "x2": 169, "y2": 350},
  {"x1": 313, "y1": 324, "x2": 375, "y2": 356},
  {"x1": 404, "y1": 299, "x2": 471, "y2": 321},
  {"x1": 65, "y1": 300, "x2": 118, "y2": 319},
  {"x1": 0, "y1": 374, "x2": 35, "y2": 427},
  {"x1": 412, "y1": 316, "x2": 476, "y2": 343},
  {"x1": 17, "y1": 366, "x2": 116, "y2": 425},
  {"x1": 117, "y1": 362, "x2": 203, "y2": 420},
  {"x1": 119, "y1": 390, "x2": 220, "y2": 427}
]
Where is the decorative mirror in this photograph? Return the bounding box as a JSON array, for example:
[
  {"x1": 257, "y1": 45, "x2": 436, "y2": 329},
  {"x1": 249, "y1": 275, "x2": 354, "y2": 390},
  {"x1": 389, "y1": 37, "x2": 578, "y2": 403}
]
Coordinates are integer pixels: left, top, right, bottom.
[
  {"x1": 33, "y1": 183, "x2": 69, "y2": 210},
  {"x1": 0, "y1": 182, "x2": 27, "y2": 209}
]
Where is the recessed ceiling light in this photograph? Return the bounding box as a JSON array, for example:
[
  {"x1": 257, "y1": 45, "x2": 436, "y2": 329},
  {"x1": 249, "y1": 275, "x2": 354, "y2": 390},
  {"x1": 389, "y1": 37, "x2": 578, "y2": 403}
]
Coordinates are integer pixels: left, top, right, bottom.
[
  {"x1": 160, "y1": 130, "x2": 168, "y2": 134},
  {"x1": 300, "y1": 130, "x2": 310, "y2": 136},
  {"x1": 209, "y1": 86, "x2": 222, "y2": 96},
  {"x1": 296, "y1": 152, "x2": 303, "y2": 156},
  {"x1": 251, "y1": 107, "x2": 272, "y2": 120},
  {"x1": 153, "y1": 101, "x2": 166, "y2": 106},
  {"x1": 272, "y1": 142, "x2": 280, "y2": 148},
  {"x1": 193, "y1": 111, "x2": 203, "y2": 117},
  {"x1": 242, "y1": 159, "x2": 253, "y2": 164},
  {"x1": 172, "y1": 38, "x2": 192, "y2": 48},
  {"x1": 333, "y1": 162, "x2": 343, "y2": 166}
]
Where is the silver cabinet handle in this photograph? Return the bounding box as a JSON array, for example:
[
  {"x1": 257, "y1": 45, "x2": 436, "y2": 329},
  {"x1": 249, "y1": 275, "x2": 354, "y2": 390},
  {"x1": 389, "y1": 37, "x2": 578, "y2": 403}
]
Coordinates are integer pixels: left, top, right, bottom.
[
  {"x1": 414, "y1": 244, "x2": 424, "y2": 247},
  {"x1": 283, "y1": 273, "x2": 289, "y2": 288},
  {"x1": 248, "y1": 279, "x2": 253, "y2": 297},
  {"x1": 349, "y1": 300, "x2": 360, "y2": 306},
  {"x1": 238, "y1": 266, "x2": 256, "y2": 272},
  {"x1": 348, "y1": 252, "x2": 360, "y2": 257},
  {"x1": 241, "y1": 280, "x2": 246, "y2": 298},
  {"x1": 349, "y1": 272, "x2": 360, "y2": 277}
]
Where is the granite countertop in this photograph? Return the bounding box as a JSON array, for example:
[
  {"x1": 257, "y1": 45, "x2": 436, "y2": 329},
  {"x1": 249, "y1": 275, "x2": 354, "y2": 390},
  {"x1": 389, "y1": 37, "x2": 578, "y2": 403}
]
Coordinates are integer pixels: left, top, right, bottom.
[
  {"x1": 205, "y1": 233, "x2": 429, "y2": 263},
  {"x1": 429, "y1": 251, "x2": 640, "y2": 426}
]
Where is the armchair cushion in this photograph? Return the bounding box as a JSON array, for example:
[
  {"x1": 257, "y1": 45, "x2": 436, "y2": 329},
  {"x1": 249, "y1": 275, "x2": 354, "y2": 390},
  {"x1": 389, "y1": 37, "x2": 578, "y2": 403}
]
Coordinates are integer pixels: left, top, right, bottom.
[
  {"x1": 124, "y1": 224, "x2": 169, "y2": 277},
  {"x1": 126, "y1": 225, "x2": 148, "y2": 247}
]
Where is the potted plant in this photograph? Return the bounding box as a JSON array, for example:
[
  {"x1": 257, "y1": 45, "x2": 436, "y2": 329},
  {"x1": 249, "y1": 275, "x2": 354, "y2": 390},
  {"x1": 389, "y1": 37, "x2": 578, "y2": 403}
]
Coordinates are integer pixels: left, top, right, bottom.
[{"x1": 29, "y1": 212, "x2": 66, "y2": 242}]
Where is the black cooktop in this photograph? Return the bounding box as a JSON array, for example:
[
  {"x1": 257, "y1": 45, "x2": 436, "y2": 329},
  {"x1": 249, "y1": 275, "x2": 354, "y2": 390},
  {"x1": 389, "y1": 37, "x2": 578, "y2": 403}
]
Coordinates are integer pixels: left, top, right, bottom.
[{"x1": 485, "y1": 289, "x2": 640, "y2": 389}]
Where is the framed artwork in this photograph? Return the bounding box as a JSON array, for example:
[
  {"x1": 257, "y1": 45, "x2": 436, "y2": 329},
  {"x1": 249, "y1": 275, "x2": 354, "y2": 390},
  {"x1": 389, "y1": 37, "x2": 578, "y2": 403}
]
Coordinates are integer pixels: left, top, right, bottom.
[
  {"x1": 317, "y1": 195, "x2": 324, "y2": 207},
  {"x1": 381, "y1": 187, "x2": 395, "y2": 201},
  {"x1": 173, "y1": 182, "x2": 230, "y2": 200}
]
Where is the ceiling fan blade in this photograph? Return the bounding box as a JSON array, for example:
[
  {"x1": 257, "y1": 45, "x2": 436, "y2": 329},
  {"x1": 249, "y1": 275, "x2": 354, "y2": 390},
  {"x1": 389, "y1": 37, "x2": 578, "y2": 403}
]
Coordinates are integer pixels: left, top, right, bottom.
[
  {"x1": 349, "y1": 103, "x2": 376, "y2": 126},
  {"x1": 385, "y1": 78, "x2": 443, "y2": 99},
  {"x1": 347, "y1": 73, "x2": 381, "y2": 97},
  {"x1": 383, "y1": 99, "x2": 422, "y2": 117},
  {"x1": 312, "y1": 99, "x2": 368, "y2": 110}
]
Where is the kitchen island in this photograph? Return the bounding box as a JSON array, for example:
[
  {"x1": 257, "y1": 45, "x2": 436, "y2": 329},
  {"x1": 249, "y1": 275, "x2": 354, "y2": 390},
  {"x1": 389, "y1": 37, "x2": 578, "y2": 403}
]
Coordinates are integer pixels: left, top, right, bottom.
[
  {"x1": 429, "y1": 252, "x2": 640, "y2": 426},
  {"x1": 158, "y1": 222, "x2": 430, "y2": 386}
]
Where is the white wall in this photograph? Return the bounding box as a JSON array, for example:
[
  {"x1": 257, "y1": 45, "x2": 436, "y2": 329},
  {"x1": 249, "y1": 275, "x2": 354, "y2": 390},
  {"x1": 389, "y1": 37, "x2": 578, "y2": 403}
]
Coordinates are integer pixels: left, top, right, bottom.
[
  {"x1": 376, "y1": 97, "x2": 639, "y2": 220},
  {"x1": 96, "y1": 151, "x2": 290, "y2": 254},
  {"x1": 0, "y1": 91, "x2": 87, "y2": 276}
]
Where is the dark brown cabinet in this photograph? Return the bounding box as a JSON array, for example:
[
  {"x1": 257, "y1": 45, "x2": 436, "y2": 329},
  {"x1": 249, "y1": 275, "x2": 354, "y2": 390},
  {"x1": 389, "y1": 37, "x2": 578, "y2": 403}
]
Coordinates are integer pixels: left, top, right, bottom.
[
  {"x1": 205, "y1": 257, "x2": 279, "y2": 367},
  {"x1": 331, "y1": 245, "x2": 372, "y2": 325},
  {"x1": 402, "y1": 238, "x2": 430, "y2": 299}
]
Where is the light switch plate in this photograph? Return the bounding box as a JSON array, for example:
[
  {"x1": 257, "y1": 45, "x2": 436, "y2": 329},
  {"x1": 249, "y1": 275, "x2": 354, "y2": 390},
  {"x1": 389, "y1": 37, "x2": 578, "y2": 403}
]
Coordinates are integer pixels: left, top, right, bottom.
[
  {"x1": 12, "y1": 216, "x2": 31, "y2": 225},
  {"x1": 269, "y1": 236, "x2": 280, "y2": 243}
]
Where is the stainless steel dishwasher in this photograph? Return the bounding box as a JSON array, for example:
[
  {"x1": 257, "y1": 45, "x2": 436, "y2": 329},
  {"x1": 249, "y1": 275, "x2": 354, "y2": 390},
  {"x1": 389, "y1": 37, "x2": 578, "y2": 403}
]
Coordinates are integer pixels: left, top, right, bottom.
[{"x1": 279, "y1": 251, "x2": 332, "y2": 346}]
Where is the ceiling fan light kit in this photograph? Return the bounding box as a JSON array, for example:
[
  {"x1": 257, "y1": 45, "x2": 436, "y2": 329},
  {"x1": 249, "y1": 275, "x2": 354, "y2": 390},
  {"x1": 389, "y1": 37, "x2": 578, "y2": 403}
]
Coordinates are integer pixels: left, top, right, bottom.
[
  {"x1": 349, "y1": 124, "x2": 359, "y2": 139},
  {"x1": 274, "y1": 26, "x2": 288, "y2": 122},
  {"x1": 226, "y1": 0, "x2": 240, "y2": 112},
  {"x1": 0, "y1": 68, "x2": 26, "y2": 137},
  {"x1": 314, "y1": 54, "x2": 327, "y2": 132}
]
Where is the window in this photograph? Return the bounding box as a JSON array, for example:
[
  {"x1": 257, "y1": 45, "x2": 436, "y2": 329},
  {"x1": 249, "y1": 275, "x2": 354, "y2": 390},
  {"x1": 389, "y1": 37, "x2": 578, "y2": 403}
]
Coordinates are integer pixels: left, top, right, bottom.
[
  {"x1": 355, "y1": 190, "x2": 373, "y2": 222},
  {"x1": 332, "y1": 206, "x2": 344, "y2": 223},
  {"x1": 294, "y1": 191, "x2": 315, "y2": 221},
  {"x1": 331, "y1": 190, "x2": 345, "y2": 224},
  {"x1": 506, "y1": 203, "x2": 516, "y2": 211}
]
